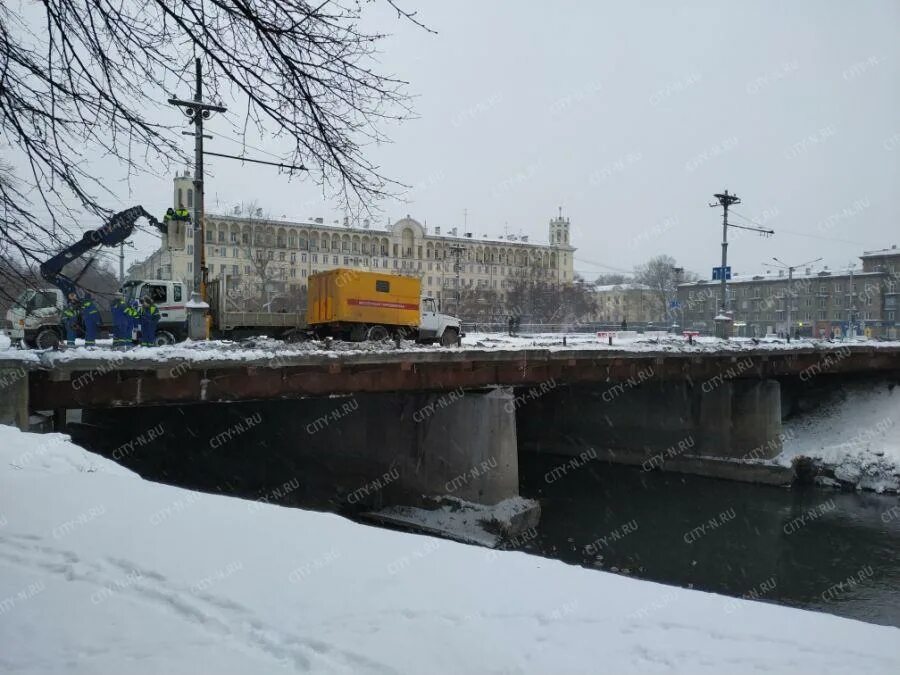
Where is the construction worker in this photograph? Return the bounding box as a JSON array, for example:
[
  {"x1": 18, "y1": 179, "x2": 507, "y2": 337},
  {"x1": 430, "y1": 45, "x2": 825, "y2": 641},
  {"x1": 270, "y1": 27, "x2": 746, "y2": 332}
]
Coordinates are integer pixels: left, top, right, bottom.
[
  {"x1": 110, "y1": 292, "x2": 136, "y2": 348},
  {"x1": 138, "y1": 295, "x2": 160, "y2": 347},
  {"x1": 174, "y1": 204, "x2": 190, "y2": 221},
  {"x1": 80, "y1": 293, "x2": 101, "y2": 347},
  {"x1": 162, "y1": 207, "x2": 176, "y2": 225},
  {"x1": 62, "y1": 294, "x2": 80, "y2": 347}
]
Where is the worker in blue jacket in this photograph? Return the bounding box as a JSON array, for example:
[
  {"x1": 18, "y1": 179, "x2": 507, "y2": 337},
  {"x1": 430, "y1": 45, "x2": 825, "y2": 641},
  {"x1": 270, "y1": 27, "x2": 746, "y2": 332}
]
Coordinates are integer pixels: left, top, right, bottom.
[
  {"x1": 110, "y1": 292, "x2": 136, "y2": 348},
  {"x1": 62, "y1": 294, "x2": 80, "y2": 347},
  {"x1": 80, "y1": 293, "x2": 102, "y2": 347},
  {"x1": 138, "y1": 295, "x2": 160, "y2": 347}
]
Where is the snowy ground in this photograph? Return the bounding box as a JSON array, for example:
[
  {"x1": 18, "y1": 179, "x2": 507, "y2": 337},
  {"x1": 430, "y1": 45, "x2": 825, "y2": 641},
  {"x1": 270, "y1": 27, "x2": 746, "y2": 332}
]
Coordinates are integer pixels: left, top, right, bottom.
[
  {"x1": 779, "y1": 382, "x2": 900, "y2": 492},
  {"x1": 2, "y1": 331, "x2": 896, "y2": 369},
  {"x1": 2, "y1": 425, "x2": 899, "y2": 674}
]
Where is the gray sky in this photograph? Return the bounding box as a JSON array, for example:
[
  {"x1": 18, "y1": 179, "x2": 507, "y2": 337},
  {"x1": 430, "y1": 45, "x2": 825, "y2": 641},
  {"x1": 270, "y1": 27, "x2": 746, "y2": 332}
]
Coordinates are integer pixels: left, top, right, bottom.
[{"x1": 112, "y1": 0, "x2": 899, "y2": 280}]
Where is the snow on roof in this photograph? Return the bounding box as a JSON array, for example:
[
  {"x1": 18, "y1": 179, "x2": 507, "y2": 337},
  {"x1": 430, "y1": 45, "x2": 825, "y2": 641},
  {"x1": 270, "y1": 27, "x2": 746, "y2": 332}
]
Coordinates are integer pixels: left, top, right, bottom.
[
  {"x1": 679, "y1": 267, "x2": 883, "y2": 287},
  {"x1": 593, "y1": 283, "x2": 652, "y2": 292},
  {"x1": 861, "y1": 245, "x2": 900, "y2": 258},
  {"x1": 206, "y1": 211, "x2": 560, "y2": 248}
]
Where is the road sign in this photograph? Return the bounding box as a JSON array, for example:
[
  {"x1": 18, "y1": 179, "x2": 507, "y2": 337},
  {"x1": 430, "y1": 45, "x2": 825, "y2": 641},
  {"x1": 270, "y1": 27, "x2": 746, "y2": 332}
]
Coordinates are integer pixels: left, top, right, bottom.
[
  {"x1": 669, "y1": 299, "x2": 682, "y2": 309},
  {"x1": 712, "y1": 266, "x2": 732, "y2": 281}
]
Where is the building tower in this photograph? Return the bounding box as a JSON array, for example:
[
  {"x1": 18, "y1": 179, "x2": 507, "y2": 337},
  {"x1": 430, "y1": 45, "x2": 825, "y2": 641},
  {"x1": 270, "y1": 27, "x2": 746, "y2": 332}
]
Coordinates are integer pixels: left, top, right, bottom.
[
  {"x1": 173, "y1": 171, "x2": 194, "y2": 210},
  {"x1": 549, "y1": 207, "x2": 570, "y2": 246}
]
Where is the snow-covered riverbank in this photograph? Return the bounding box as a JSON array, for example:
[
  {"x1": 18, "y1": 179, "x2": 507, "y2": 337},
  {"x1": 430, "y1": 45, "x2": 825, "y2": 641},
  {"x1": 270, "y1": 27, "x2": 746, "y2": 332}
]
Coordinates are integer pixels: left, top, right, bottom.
[{"x1": 1, "y1": 425, "x2": 898, "y2": 674}]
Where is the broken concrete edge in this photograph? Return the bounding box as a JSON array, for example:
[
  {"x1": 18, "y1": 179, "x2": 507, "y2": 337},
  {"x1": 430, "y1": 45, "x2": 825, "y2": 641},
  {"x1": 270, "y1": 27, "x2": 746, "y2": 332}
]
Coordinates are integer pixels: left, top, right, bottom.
[{"x1": 363, "y1": 495, "x2": 542, "y2": 548}]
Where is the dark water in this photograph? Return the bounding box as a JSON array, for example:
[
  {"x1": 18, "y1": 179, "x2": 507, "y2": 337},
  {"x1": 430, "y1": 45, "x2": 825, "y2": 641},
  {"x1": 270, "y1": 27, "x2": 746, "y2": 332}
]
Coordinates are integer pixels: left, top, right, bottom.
[{"x1": 518, "y1": 453, "x2": 900, "y2": 628}]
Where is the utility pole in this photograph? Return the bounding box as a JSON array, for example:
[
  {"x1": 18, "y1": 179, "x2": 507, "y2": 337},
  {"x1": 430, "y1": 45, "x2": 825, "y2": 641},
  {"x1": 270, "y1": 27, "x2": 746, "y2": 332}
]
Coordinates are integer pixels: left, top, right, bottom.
[
  {"x1": 766, "y1": 257, "x2": 822, "y2": 342},
  {"x1": 847, "y1": 262, "x2": 856, "y2": 338},
  {"x1": 119, "y1": 244, "x2": 125, "y2": 282},
  {"x1": 449, "y1": 242, "x2": 465, "y2": 316},
  {"x1": 709, "y1": 190, "x2": 741, "y2": 315},
  {"x1": 168, "y1": 58, "x2": 227, "y2": 300},
  {"x1": 708, "y1": 190, "x2": 774, "y2": 337}
]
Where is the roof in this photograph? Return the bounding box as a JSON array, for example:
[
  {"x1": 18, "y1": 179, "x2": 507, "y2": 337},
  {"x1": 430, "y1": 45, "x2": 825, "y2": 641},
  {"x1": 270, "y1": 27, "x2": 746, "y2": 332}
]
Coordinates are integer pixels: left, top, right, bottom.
[
  {"x1": 204, "y1": 212, "x2": 567, "y2": 249},
  {"x1": 678, "y1": 268, "x2": 884, "y2": 287},
  {"x1": 861, "y1": 246, "x2": 900, "y2": 258},
  {"x1": 593, "y1": 283, "x2": 652, "y2": 292}
]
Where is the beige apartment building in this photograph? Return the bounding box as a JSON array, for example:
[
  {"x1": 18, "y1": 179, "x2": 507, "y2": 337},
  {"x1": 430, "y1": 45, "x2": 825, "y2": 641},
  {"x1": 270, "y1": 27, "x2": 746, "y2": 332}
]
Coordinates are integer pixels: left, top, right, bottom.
[
  {"x1": 592, "y1": 283, "x2": 662, "y2": 326},
  {"x1": 129, "y1": 174, "x2": 576, "y2": 310},
  {"x1": 677, "y1": 245, "x2": 899, "y2": 338}
]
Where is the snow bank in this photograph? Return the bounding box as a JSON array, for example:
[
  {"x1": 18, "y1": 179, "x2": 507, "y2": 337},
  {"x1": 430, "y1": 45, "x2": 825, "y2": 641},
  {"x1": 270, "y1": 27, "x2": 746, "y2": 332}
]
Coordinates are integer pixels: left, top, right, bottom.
[
  {"x1": 779, "y1": 382, "x2": 900, "y2": 492},
  {"x1": 1, "y1": 425, "x2": 898, "y2": 674},
  {"x1": 3, "y1": 331, "x2": 897, "y2": 370}
]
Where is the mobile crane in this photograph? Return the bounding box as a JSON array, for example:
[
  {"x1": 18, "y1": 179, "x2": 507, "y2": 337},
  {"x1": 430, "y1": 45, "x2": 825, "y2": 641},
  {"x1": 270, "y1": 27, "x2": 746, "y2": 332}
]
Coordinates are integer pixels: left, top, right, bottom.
[{"x1": 7, "y1": 207, "x2": 188, "y2": 348}]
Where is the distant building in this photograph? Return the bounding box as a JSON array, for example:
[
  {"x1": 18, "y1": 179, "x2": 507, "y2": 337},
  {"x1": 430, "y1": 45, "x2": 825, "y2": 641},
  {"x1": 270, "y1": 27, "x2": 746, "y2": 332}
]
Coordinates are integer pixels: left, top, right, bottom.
[
  {"x1": 592, "y1": 283, "x2": 661, "y2": 326},
  {"x1": 129, "y1": 174, "x2": 577, "y2": 310},
  {"x1": 677, "y1": 245, "x2": 899, "y2": 338}
]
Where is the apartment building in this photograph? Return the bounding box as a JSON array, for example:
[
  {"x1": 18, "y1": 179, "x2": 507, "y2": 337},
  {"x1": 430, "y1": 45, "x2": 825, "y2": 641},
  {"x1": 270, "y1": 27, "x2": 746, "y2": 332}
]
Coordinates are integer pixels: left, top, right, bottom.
[
  {"x1": 677, "y1": 246, "x2": 899, "y2": 338},
  {"x1": 129, "y1": 174, "x2": 576, "y2": 310}
]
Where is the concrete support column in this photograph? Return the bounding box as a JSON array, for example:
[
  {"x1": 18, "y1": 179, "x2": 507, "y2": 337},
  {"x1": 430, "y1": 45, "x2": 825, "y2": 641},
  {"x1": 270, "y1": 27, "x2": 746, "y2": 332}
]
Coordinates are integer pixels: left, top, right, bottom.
[
  {"x1": 79, "y1": 388, "x2": 521, "y2": 509},
  {"x1": 0, "y1": 367, "x2": 29, "y2": 431},
  {"x1": 517, "y1": 379, "x2": 788, "y2": 484}
]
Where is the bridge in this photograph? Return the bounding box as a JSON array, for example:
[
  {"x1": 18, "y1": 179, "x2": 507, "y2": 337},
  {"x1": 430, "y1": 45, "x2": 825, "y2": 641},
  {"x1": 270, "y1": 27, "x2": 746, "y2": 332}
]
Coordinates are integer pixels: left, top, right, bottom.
[{"x1": 2, "y1": 342, "x2": 898, "y2": 519}]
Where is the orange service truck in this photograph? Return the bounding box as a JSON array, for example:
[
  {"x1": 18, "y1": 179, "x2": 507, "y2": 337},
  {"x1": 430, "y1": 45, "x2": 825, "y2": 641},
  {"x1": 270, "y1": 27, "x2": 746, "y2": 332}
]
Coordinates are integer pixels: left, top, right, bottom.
[{"x1": 307, "y1": 269, "x2": 462, "y2": 345}]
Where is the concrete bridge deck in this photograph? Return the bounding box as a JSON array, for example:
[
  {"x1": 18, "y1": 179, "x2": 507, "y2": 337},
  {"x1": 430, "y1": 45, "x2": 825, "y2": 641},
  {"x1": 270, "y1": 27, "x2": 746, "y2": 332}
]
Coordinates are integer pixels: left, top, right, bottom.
[{"x1": 2, "y1": 341, "x2": 898, "y2": 409}]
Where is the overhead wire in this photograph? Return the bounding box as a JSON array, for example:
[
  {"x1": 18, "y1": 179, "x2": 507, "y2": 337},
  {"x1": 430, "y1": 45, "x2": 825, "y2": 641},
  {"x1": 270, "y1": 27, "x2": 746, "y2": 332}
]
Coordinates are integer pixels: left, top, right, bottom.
[{"x1": 730, "y1": 209, "x2": 868, "y2": 246}]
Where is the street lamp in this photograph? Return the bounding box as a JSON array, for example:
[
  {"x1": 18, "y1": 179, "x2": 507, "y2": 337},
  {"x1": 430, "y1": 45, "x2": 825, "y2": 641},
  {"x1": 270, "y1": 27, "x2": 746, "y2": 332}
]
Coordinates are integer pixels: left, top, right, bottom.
[{"x1": 764, "y1": 256, "x2": 822, "y2": 342}]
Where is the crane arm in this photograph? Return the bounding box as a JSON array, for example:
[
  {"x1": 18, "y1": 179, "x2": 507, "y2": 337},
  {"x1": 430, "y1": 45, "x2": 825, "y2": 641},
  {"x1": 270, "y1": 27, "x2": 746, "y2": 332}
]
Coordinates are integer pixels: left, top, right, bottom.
[{"x1": 39, "y1": 206, "x2": 169, "y2": 298}]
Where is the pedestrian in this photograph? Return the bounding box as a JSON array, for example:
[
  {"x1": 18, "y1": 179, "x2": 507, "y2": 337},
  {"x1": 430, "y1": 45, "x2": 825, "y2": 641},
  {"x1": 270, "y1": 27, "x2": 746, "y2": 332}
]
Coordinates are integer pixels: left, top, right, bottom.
[
  {"x1": 62, "y1": 293, "x2": 80, "y2": 347},
  {"x1": 507, "y1": 315, "x2": 514, "y2": 336},
  {"x1": 110, "y1": 292, "x2": 136, "y2": 348},
  {"x1": 138, "y1": 295, "x2": 160, "y2": 347},
  {"x1": 80, "y1": 293, "x2": 101, "y2": 347}
]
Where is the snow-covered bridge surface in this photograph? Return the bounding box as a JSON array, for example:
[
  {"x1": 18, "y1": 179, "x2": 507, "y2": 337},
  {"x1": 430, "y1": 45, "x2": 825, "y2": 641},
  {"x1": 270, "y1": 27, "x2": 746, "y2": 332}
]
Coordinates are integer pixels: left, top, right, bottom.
[
  {"x1": 1, "y1": 425, "x2": 898, "y2": 674},
  {"x1": 2, "y1": 333, "x2": 899, "y2": 409}
]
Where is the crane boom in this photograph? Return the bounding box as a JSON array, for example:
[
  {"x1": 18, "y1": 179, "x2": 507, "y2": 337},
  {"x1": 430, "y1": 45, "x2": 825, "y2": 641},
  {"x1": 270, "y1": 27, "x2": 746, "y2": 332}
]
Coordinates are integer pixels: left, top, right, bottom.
[{"x1": 39, "y1": 206, "x2": 169, "y2": 298}]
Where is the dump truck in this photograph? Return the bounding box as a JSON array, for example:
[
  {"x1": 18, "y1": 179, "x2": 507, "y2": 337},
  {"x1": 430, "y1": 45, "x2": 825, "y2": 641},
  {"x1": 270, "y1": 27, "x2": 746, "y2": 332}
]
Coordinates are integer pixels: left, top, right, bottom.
[
  {"x1": 206, "y1": 275, "x2": 306, "y2": 341},
  {"x1": 306, "y1": 269, "x2": 462, "y2": 345}
]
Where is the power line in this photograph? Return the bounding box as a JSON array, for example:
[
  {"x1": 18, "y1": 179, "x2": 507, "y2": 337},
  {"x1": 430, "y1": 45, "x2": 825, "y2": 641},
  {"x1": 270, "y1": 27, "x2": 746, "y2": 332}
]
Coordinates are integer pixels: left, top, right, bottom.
[
  {"x1": 203, "y1": 151, "x2": 307, "y2": 172},
  {"x1": 731, "y1": 210, "x2": 866, "y2": 246}
]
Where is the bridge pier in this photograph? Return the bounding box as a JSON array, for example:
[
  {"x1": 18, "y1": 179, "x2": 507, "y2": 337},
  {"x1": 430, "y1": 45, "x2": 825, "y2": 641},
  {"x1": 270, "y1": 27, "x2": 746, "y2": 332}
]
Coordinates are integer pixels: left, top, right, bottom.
[
  {"x1": 518, "y1": 379, "x2": 791, "y2": 485},
  {"x1": 79, "y1": 387, "x2": 522, "y2": 512},
  {"x1": 0, "y1": 366, "x2": 29, "y2": 430}
]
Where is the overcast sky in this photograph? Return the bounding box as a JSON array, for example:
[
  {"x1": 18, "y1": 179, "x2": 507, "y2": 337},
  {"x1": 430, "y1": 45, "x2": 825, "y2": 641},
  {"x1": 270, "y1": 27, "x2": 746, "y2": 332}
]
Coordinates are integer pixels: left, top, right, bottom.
[{"x1": 107, "y1": 0, "x2": 899, "y2": 280}]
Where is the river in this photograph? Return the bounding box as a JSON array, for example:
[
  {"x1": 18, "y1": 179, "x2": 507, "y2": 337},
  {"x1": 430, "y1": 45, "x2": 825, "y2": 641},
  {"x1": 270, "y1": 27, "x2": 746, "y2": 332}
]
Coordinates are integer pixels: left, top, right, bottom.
[{"x1": 517, "y1": 453, "x2": 900, "y2": 628}]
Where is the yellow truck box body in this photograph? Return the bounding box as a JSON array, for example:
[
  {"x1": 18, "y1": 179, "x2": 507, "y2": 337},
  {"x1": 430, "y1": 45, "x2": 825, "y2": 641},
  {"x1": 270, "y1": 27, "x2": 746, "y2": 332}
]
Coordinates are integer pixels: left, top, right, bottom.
[{"x1": 307, "y1": 269, "x2": 421, "y2": 328}]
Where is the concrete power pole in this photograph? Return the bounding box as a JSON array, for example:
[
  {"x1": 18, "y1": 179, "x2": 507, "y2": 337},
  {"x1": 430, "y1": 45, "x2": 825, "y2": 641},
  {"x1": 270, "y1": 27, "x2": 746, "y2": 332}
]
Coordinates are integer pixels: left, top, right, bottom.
[
  {"x1": 768, "y1": 256, "x2": 822, "y2": 342},
  {"x1": 449, "y1": 243, "x2": 465, "y2": 316},
  {"x1": 709, "y1": 190, "x2": 741, "y2": 315},
  {"x1": 708, "y1": 190, "x2": 774, "y2": 338},
  {"x1": 168, "y1": 58, "x2": 227, "y2": 299}
]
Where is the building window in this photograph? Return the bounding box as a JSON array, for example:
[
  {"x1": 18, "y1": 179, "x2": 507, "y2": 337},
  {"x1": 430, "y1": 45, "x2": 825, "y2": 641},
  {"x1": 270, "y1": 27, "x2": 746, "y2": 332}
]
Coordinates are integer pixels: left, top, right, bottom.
[
  {"x1": 332, "y1": 256, "x2": 338, "y2": 265},
  {"x1": 376, "y1": 280, "x2": 390, "y2": 293},
  {"x1": 187, "y1": 262, "x2": 192, "y2": 273}
]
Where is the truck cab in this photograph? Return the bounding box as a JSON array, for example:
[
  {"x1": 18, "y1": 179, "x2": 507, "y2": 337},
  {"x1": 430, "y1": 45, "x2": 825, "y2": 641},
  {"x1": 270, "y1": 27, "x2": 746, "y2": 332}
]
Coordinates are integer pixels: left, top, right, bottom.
[
  {"x1": 418, "y1": 297, "x2": 462, "y2": 346},
  {"x1": 5, "y1": 288, "x2": 65, "y2": 347},
  {"x1": 121, "y1": 279, "x2": 188, "y2": 343}
]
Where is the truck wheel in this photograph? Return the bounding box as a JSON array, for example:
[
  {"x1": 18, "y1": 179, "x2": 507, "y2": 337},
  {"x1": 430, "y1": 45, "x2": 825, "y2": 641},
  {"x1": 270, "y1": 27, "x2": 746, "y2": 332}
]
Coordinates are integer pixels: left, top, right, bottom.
[
  {"x1": 283, "y1": 329, "x2": 307, "y2": 343},
  {"x1": 366, "y1": 325, "x2": 389, "y2": 341},
  {"x1": 349, "y1": 324, "x2": 367, "y2": 342},
  {"x1": 155, "y1": 330, "x2": 176, "y2": 346},
  {"x1": 440, "y1": 328, "x2": 459, "y2": 347},
  {"x1": 35, "y1": 328, "x2": 61, "y2": 350}
]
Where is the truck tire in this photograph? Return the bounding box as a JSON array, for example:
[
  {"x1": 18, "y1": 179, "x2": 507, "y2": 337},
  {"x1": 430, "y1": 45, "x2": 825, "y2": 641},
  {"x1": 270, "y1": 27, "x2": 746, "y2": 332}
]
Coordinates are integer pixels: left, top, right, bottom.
[
  {"x1": 440, "y1": 328, "x2": 459, "y2": 347},
  {"x1": 155, "y1": 330, "x2": 176, "y2": 346},
  {"x1": 282, "y1": 329, "x2": 307, "y2": 343},
  {"x1": 35, "y1": 327, "x2": 61, "y2": 350},
  {"x1": 366, "y1": 325, "x2": 389, "y2": 341}
]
